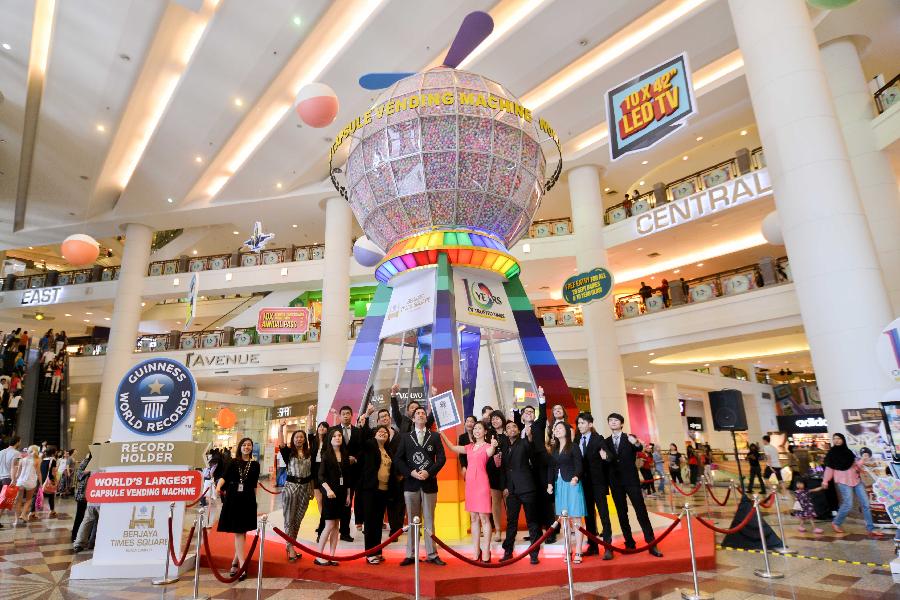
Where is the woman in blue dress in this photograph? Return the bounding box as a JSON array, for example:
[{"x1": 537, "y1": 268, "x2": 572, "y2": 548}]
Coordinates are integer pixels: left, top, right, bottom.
[{"x1": 547, "y1": 421, "x2": 586, "y2": 563}]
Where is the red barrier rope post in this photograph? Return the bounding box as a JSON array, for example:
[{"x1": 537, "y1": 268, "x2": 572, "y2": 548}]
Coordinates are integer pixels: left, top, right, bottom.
[
  {"x1": 187, "y1": 507, "x2": 209, "y2": 600},
  {"x1": 561, "y1": 512, "x2": 575, "y2": 600},
  {"x1": 668, "y1": 475, "x2": 677, "y2": 513},
  {"x1": 701, "y1": 476, "x2": 714, "y2": 524},
  {"x1": 752, "y1": 495, "x2": 783, "y2": 580},
  {"x1": 152, "y1": 502, "x2": 180, "y2": 586},
  {"x1": 678, "y1": 504, "x2": 711, "y2": 600},
  {"x1": 255, "y1": 515, "x2": 267, "y2": 600},
  {"x1": 413, "y1": 516, "x2": 421, "y2": 600}
]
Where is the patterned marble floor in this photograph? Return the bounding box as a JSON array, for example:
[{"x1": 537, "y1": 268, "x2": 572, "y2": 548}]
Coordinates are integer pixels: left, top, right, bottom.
[{"x1": 1, "y1": 490, "x2": 898, "y2": 599}]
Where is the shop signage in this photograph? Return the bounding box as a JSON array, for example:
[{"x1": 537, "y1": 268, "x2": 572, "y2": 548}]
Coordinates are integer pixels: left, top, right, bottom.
[
  {"x1": 381, "y1": 268, "x2": 436, "y2": 340},
  {"x1": 776, "y1": 414, "x2": 828, "y2": 433},
  {"x1": 562, "y1": 267, "x2": 613, "y2": 305},
  {"x1": 184, "y1": 351, "x2": 260, "y2": 368},
  {"x1": 635, "y1": 169, "x2": 772, "y2": 236},
  {"x1": 876, "y1": 316, "x2": 900, "y2": 384},
  {"x1": 115, "y1": 358, "x2": 197, "y2": 437},
  {"x1": 454, "y1": 268, "x2": 516, "y2": 333},
  {"x1": 89, "y1": 441, "x2": 210, "y2": 469},
  {"x1": 256, "y1": 307, "x2": 310, "y2": 335},
  {"x1": 86, "y1": 470, "x2": 202, "y2": 504},
  {"x1": 606, "y1": 52, "x2": 696, "y2": 161},
  {"x1": 21, "y1": 286, "x2": 63, "y2": 306},
  {"x1": 687, "y1": 416, "x2": 704, "y2": 431}
]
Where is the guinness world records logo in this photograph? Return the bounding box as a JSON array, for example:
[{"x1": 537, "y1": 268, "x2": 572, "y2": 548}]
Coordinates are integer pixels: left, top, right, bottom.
[{"x1": 116, "y1": 358, "x2": 197, "y2": 436}]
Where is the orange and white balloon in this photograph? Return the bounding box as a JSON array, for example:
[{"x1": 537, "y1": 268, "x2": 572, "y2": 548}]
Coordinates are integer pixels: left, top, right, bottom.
[
  {"x1": 61, "y1": 234, "x2": 100, "y2": 266},
  {"x1": 295, "y1": 82, "x2": 339, "y2": 128}
]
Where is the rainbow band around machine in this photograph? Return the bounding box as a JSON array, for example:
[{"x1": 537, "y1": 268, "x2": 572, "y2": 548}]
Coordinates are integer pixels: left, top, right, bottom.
[{"x1": 374, "y1": 230, "x2": 521, "y2": 284}]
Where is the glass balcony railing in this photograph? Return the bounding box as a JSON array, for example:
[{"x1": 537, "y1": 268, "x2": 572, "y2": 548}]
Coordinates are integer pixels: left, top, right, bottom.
[
  {"x1": 148, "y1": 244, "x2": 326, "y2": 276},
  {"x1": 1, "y1": 266, "x2": 120, "y2": 291},
  {"x1": 527, "y1": 217, "x2": 573, "y2": 239},
  {"x1": 603, "y1": 147, "x2": 765, "y2": 225},
  {"x1": 875, "y1": 73, "x2": 899, "y2": 114}
]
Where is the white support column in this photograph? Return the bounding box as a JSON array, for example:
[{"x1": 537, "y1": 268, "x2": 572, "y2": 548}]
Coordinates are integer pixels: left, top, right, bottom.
[
  {"x1": 652, "y1": 382, "x2": 686, "y2": 447},
  {"x1": 820, "y1": 36, "x2": 900, "y2": 313},
  {"x1": 728, "y1": 0, "x2": 894, "y2": 436},
  {"x1": 568, "y1": 165, "x2": 628, "y2": 421},
  {"x1": 316, "y1": 197, "x2": 352, "y2": 423},
  {"x1": 92, "y1": 223, "x2": 153, "y2": 442}
]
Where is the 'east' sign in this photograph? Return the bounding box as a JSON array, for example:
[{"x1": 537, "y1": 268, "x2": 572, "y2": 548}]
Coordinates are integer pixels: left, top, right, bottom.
[{"x1": 21, "y1": 287, "x2": 62, "y2": 306}]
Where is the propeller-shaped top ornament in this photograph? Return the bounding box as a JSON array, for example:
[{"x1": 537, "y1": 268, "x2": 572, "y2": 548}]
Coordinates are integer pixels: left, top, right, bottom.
[{"x1": 242, "y1": 221, "x2": 275, "y2": 253}]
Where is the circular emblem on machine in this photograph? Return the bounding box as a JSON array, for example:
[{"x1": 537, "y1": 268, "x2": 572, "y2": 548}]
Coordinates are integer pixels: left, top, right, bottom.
[{"x1": 116, "y1": 358, "x2": 197, "y2": 436}]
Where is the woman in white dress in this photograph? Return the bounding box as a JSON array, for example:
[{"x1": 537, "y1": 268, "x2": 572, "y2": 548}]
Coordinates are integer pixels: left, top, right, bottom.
[{"x1": 15, "y1": 445, "x2": 40, "y2": 523}]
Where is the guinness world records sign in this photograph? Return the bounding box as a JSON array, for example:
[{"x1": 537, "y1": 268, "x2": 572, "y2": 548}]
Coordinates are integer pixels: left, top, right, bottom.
[{"x1": 71, "y1": 358, "x2": 198, "y2": 579}]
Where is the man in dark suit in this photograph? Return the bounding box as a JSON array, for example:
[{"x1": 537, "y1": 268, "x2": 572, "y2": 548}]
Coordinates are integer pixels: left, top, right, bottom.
[
  {"x1": 575, "y1": 412, "x2": 614, "y2": 560},
  {"x1": 390, "y1": 383, "x2": 434, "y2": 434},
  {"x1": 514, "y1": 397, "x2": 556, "y2": 543},
  {"x1": 335, "y1": 405, "x2": 363, "y2": 542},
  {"x1": 601, "y1": 412, "x2": 663, "y2": 557},
  {"x1": 501, "y1": 420, "x2": 543, "y2": 564},
  {"x1": 394, "y1": 407, "x2": 447, "y2": 565}
]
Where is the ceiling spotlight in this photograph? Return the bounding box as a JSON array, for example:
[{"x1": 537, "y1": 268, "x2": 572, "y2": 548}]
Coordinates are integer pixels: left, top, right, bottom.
[
  {"x1": 276, "y1": 182, "x2": 283, "y2": 189},
  {"x1": 85, "y1": 312, "x2": 93, "y2": 315},
  {"x1": 603, "y1": 187, "x2": 610, "y2": 192},
  {"x1": 639, "y1": 180, "x2": 645, "y2": 186},
  {"x1": 233, "y1": 230, "x2": 240, "y2": 235},
  {"x1": 64, "y1": 313, "x2": 72, "y2": 317},
  {"x1": 83, "y1": 319, "x2": 90, "y2": 323},
  {"x1": 96, "y1": 124, "x2": 106, "y2": 132},
  {"x1": 292, "y1": 15, "x2": 302, "y2": 26},
  {"x1": 740, "y1": 130, "x2": 748, "y2": 136},
  {"x1": 167, "y1": 197, "x2": 174, "y2": 203},
  {"x1": 234, "y1": 97, "x2": 244, "y2": 107},
  {"x1": 696, "y1": 262, "x2": 704, "y2": 267},
  {"x1": 140, "y1": 302, "x2": 146, "y2": 307},
  {"x1": 192, "y1": 250, "x2": 198, "y2": 255},
  {"x1": 641, "y1": 160, "x2": 648, "y2": 165},
  {"x1": 673, "y1": 269, "x2": 680, "y2": 274},
  {"x1": 104, "y1": 317, "x2": 110, "y2": 321},
  {"x1": 1, "y1": 43, "x2": 10, "y2": 51},
  {"x1": 695, "y1": 136, "x2": 703, "y2": 141},
  {"x1": 645, "y1": 371, "x2": 652, "y2": 374},
  {"x1": 194, "y1": 155, "x2": 203, "y2": 163},
  {"x1": 648, "y1": 352, "x2": 655, "y2": 356},
  {"x1": 632, "y1": 365, "x2": 639, "y2": 368},
  {"x1": 34, "y1": 313, "x2": 45, "y2": 321},
  {"x1": 704, "y1": 363, "x2": 710, "y2": 367},
  {"x1": 28, "y1": 246, "x2": 33, "y2": 249},
  {"x1": 291, "y1": 224, "x2": 298, "y2": 228},
  {"x1": 682, "y1": 155, "x2": 688, "y2": 161}
]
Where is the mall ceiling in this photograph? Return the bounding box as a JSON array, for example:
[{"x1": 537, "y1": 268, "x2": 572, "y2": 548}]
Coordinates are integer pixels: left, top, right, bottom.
[{"x1": 0, "y1": 0, "x2": 897, "y2": 252}]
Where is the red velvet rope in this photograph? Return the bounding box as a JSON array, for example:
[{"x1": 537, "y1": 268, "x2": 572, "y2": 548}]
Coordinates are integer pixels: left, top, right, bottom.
[
  {"x1": 705, "y1": 484, "x2": 732, "y2": 506},
  {"x1": 167, "y1": 516, "x2": 196, "y2": 567},
  {"x1": 201, "y1": 528, "x2": 259, "y2": 583},
  {"x1": 578, "y1": 513, "x2": 682, "y2": 554},
  {"x1": 257, "y1": 483, "x2": 280, "y2": 495},
  {"x1": 694, "y1": 506, "x2": 757, "y2": 534},
  {"x1": 428, "y1": 521, "x2": 560, "y2": 568},
  {"x1": 671, "y1": 482, "x2": 703, "y2": 496},
  {"x1": 272, "y1": 525, "x2": 406, "y2": 561},
  {"x1": 739, "y1": 491, "x2": 776, "y2": 507},
  {"x1": 185, "y1": 488, "x2": 208, "y2": 508}
]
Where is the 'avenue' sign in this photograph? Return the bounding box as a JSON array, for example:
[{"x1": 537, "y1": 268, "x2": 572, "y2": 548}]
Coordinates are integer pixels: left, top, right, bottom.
[{"x1": 635, "y1": 168, "x2": 772, "y2": 236}]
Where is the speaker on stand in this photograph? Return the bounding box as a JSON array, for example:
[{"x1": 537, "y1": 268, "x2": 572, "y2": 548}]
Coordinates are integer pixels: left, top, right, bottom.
[{"x1": 709, "y1": 389, "x2": 749, "y2": 492}]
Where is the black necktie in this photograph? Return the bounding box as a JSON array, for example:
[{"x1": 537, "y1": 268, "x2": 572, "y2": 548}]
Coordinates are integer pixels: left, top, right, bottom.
[{"x1": 581, "y1": 436, "x2": 587, "y2": 453}]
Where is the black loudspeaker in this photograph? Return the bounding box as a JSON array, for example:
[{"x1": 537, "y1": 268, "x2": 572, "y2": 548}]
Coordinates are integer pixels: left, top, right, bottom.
[{"x1": 709, "y1": 389, "x2": 748, "y2": 431}]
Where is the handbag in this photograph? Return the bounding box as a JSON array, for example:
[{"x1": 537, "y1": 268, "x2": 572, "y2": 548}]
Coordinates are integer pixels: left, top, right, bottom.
[
  {"x1": 763, "y1": 466, "x2": 774, "y2": 479},
  {"x1": 41, "y1": 459, "x2": 58, "y2": 494},
  {"x1": 34, "y1": 486, "x2": 44, "y2": 511},
  {"x1": 0, "y1": 484, "x2": 18, "y2": 510}
]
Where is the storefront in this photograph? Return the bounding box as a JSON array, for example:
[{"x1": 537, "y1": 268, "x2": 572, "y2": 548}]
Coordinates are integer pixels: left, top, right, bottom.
[
  {"x1": 193, "y1": 401, "x2": 270, "y2": 455},
  {"x1": 775, "y1": 413, "x2": 829, "y2": 448}
]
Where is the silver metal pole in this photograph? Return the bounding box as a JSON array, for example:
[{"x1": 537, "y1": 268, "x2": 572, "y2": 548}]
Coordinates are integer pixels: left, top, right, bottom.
[
  {"x1": 413, "y1": 516, "x2": 421, "y2": 600},
  {"x1": 255, "y1": 515, "x2": 267, "y2": 600},
  {"x1": 752, "y1": 496, "x2": 783, "y2": 579},
  {"x1": 668, "y1": 475, "x2": 676, "y2": 513},
  {"x1": 701, "y1": 476, "x2": 714, "y2": 524},
  {"x1": 679, "y1": 505, "x2": 712, "y2": 600},
  {"x1": 729, "y1": 479, "x2": 736, "y2": 505},
  {"x1": 770, "y1": 486, "x2": 792, "y2": 554},
  {"x1": 184, "y1": 507, "x2": 209, "y2": 600},
  {"x1": 561, "y1": 512, "x2": 574, "y2": 600},
  {"x1": 153, "y1": 502, "x2": 180, "y2": 585}
]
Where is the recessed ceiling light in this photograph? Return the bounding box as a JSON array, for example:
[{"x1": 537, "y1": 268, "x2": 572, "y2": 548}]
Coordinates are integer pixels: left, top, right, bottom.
[
  {"x1": 292, "y1": 15, "x2": 302, "y2": 26},
  {"x1": 96, "y1": 124, "x2": 106, "y2": 132},
  {"x1": 711, "y1": 223, "x2": 719, "y2": 227},
  {"x1": 695, "y1": 136, "x2": 703, "y2": 142},
  {"x1": 234, "y1": 97, "x2": 244, "y2": 107},
  {"x1": 233, "y1": 230, "x2": 240, "y2": 235},
  {"x1": 639, "y1": 180, "x2": 645, "y2": 186},
  {"x1": 603, "y1": 187, "x2": 610, "y2": 192},
  {"x1": 194, "y1": 155, "x2": 203, "y2": 163},
  {"x1": 648, "y1": 352, "x2": 655, "y2": 356},
  {"x1": 632, "y1": 387, "x2": 637, "y2": 390},
  {"x1": 64, "y1": 313, "x2": 72, "y2": 317},
  {"x1": 141, "y1": 302, "x2": 146, "y2": 307},
  {"x1": 167, "y1": 197, "x2": 174, "y2": 203},
  {"x1": 1, "y1": 43, "x2": 10, "y2": 51},
  {"x1": 28, "y1": 246, "x2": 33, "y2": 249},
  {"x1": 696, "y1": 262, "x2": 704, "y2": 267},
  {"x1": 740, "y1": 130, "x2": 748, "y2": 136},
  {"x1": 636, "y1": 247, "x2": 643, "y2": 251},
  {"x1": 176, "y1": 321, "x2": 181, "y2": 325},
  {"x1": 632, "y1": 365, "x2": 639, "y2": 368},
  {"x1": 276, "y1": 182, "x2": 283, "y2": 189},
  {"x1": 704, "y1": 363, "x2": 710, "y2": 367},
  {"x1": 104, "y1": 317, "x2": 110, "y2": 321},
  {"x1": 192, "y1": 250, "x2": 198, "y2": 255},
  {"x1": 673, "y1": 269, "x2": 680, "y2": 274},
  {"x1": 645, "y1": 371, "x2": 652, "y2": 374},
  {"x1": 85, "y1": 312, "x2": 93, "y2": 315},
  {"x1": 291, "y1": 224, "x2": 298, "y2": 228},
  {"x1": 83, "y1": 319, "x2": 90, "y2": 323},
  {"x1": 641, "y1": 160, "x2": 648, "y2": 165},
  {"x1": 682, "y1": 155, "x2": 688, "y2": 161}
]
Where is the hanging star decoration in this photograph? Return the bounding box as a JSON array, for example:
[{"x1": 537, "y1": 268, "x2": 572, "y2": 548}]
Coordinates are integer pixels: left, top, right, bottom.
[{"x1": 242, "y1": 221, "x2": 275, "y2": 253}]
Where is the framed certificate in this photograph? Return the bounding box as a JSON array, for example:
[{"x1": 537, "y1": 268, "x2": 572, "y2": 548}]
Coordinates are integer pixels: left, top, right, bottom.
[{"x1": 429, "y1": 390, "x2": 462, "y2": 431}]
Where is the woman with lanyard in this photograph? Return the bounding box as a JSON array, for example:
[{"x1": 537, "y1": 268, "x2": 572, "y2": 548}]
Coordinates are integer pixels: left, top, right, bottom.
[
  {"x1": 315, "y1": 428, "x2": 350, "y2": 566},
  {"x1": 215, "y1": 437, "x2": 259, "y2": 580},
  {"x1": 817, "y1": 433, "x2": 884, "y2": 538},
  {"x1": 486, "y1": 410, "x2": 508, "y2": 543},
  {"x1": 279, "y1": 422, "x2": 314, "y2": 561}
]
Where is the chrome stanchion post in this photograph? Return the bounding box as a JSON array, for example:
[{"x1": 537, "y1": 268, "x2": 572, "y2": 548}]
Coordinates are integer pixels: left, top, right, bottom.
[
  {"x1": 770, "y1": 485, "x2": 791, "y2": 554},
  {"x1": 752, "y1": 495, "x2": 783, "y2": 579},
  {"x1": 679, "y1": 504, "x2": 712, "y2": 600},
  {"x1": 153, "y1": 501, "x2": 180, "y2": 585},
  {"x1": 729, "y1": 479, "x2": 736, "y2": 505},
  {"x1": 668, "y1": 475, "x2": 676, "y2": 513},
  {"x1": 183, "y1": 507, "x2": 209, "y2": 600},
  {"x1": 255, "y1": 515, "x2": 267, "y2": 600},
  {"x1": 701, "y1": 476, "x2": 714, "y2": 523},
  {"x1": 413, "y1": 516, "x2": 421, "y2": 600},
  {"x1": 561, "y1": 512, "x2": 574, "y2": 600}
]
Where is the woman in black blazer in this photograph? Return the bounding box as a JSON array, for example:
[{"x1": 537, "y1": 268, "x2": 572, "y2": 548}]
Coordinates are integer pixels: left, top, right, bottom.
[
  {"x1": 546, "y1": 421, "x2": 586, "y2": 563},
  {"x1": 308, "y1": 411, "x2": 331, "y2": 542},
  {"x1": 359, "y1": 425, "x2": 394, "y2": 564},
  {"x1": 315, "y1": 429, "x2": 350, "y2": 566}
]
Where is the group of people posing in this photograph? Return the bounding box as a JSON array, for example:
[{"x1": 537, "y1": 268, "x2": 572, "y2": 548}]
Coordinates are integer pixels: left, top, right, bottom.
[{"x1": 209, "y1": 390, "x2": 667, "y2": 572}]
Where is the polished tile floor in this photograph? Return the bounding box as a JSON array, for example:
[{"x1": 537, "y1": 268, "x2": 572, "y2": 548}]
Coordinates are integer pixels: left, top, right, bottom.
[{"x1": 1, "y1": 488, "x2": 898, "y2": 599}]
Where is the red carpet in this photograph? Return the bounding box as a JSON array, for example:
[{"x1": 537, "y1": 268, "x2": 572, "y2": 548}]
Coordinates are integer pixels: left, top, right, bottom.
[{"x1": 201, "y1": 518, "x2": 716, "y2": 596}]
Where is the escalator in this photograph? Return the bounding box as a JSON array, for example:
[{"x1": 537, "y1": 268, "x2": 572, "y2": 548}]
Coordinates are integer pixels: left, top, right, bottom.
[{"x1": 16, "y1": 351, "x2": 67, "y2": 448}]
